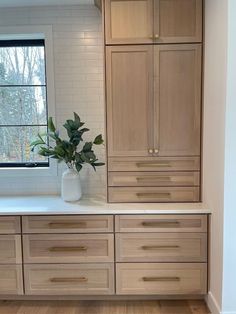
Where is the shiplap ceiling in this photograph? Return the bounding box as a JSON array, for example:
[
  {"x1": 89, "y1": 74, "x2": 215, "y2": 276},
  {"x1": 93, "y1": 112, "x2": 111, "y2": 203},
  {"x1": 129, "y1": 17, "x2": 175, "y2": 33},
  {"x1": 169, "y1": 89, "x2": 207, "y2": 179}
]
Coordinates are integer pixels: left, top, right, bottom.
[{"x1": 0, "y1": 0, "x2": 93, "y2": 7}]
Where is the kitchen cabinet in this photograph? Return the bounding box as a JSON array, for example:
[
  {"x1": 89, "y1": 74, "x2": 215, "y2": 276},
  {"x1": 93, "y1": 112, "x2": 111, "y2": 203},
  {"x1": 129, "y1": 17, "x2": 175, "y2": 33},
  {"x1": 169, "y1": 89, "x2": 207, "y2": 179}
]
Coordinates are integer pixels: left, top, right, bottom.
[{"x1": 105, "y1": 0, "x2": 202, "y2": 44}]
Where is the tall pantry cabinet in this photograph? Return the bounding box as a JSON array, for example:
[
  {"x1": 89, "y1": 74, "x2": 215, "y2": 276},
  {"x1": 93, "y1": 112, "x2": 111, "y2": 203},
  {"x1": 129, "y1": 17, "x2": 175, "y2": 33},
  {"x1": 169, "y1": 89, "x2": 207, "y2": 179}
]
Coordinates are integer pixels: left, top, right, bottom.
[{"x1": 102, "y1": 0, "x2": 203, "y2": 203}]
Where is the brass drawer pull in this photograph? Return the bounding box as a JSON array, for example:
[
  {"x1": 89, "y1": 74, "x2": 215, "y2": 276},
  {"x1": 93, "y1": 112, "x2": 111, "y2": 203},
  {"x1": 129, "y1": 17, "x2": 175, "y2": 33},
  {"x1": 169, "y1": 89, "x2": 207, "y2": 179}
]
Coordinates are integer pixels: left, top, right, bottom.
[
  {"x1": 136, "y1": 193, "x2": 171, "y2": 198},
  {"x1": 49, "y1": 246, "x2": 87, "y2": 252},
  {"x1": 142, "y1": 277, "x2": 180, "y2": 282},
  {"x1": 50, "y1": 277, "x2": 88, "y2": 283},
  {"x1": 136, "y1": 162, "x2": 171, "y2": 168},
  {"x1": 142, "y1": 245, "x2": 180, "y2": 250},
  {"x1": 48, "y1": 222, "x2": 87, "y2": 228},
  {"x1": 136, "y1": 176, "x2": 171, "y2": 182},
  {"x1": 142, "y1": 221, "x2": 180, "y2": 227}
]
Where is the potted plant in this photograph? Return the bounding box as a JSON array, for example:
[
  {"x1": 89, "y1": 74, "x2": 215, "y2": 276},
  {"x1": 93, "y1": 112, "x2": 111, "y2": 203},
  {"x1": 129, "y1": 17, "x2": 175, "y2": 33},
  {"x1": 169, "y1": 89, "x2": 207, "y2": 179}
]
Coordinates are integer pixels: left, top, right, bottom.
[{"x1": 31, "y1": 112, "x2": 105, "y2": 202}]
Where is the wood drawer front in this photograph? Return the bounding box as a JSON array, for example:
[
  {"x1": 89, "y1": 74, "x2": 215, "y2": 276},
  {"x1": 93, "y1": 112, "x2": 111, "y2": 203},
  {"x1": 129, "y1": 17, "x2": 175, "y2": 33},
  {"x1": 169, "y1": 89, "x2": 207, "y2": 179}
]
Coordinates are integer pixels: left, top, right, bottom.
[
  {"x1": 23, "y1": 234, "x2": 114, "y2": 263},
  {"x1": 24, "y1": 264, "x2": 114, "y2": 295},
  {"x1": 0, "y1": 265, "x2": 23, "y2": 295},
  {"x1": 116, "y1": 233, "x2": 207, "y2": 262},
  {"x1": 0, "y1": 217, "x2": 21, "y2": 234},
  {"x1": 115, "y1": 215, "x2": 207, "y2": 233},
  {"x1": 109, "y1": 187, "x2": 200, "y2": 203},
  {"x1": 22, "y1": 215, "x2": 113, "y2": 233},
  {"x1": 0, "y1": 235, "x2": 22, "y2": 264},
  {"x1": 116, "y1": 263, "x2": 207, "y2": 295},
  {"x1": 108, "y1": 157, "x2": 200, "y2": 172},
  {"x1": 108, "y1": 171, "x2": 200, "y2": 187}
]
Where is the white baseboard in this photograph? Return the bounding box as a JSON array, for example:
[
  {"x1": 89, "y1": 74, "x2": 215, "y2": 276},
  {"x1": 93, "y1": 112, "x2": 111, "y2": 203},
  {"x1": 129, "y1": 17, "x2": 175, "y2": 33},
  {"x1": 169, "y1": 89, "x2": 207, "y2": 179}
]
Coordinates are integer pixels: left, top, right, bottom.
[{"x1": 206, "y1": 291, "x2": 221, "y2": 314}]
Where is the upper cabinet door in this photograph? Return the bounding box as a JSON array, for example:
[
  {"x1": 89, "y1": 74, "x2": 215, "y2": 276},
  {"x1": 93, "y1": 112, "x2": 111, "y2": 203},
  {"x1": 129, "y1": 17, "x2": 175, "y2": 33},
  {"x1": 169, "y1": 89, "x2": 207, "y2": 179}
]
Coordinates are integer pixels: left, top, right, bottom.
[
  {"x1": 154, "y1": 0, "x2": 202, "y2": 43},
  {"x1": 104, "y1": 0, "x2": 202, "y2": 45},
  {"x1": 105, "y1": 0, "x2": 154, "y2": 44},
  {"x1": 154, "y1": 44, "x2": 202, "y2": 156},
  {"x1": 106, "y1": 45, "x2": 154, "y2": 157}
]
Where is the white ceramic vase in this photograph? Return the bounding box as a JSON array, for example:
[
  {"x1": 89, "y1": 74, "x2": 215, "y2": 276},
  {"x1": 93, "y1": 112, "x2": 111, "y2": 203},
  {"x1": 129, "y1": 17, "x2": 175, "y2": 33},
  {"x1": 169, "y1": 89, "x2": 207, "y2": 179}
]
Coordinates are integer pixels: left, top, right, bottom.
[{"x1": 61, "y1": 168, "x2": 82, "y2": 202}]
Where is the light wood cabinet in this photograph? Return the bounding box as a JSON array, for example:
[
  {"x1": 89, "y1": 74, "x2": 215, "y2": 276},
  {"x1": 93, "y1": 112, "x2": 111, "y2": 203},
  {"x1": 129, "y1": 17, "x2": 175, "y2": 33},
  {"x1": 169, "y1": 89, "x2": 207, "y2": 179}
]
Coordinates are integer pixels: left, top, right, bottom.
[
  {"x1": 0, "y1": 216, "x2": 21, "y2": 234},
  {"x1": 116, "y1": 263, "x2": 207, "y2": 295},
  {"x1": 154, "y1": 44, "x2": 202, "y2": 156},
  {"x1": 105, "y1": 0, "x2": 202, "y2": 44},
  {"x1": 106, "y1": 45, "x2": 153, "y2": 157},
  {"x1": 0, "y1": 235, "x2": 22, "y2": 264},
  {"x1": 0, "y1": 265, "x2": 23, "y2": 295}
]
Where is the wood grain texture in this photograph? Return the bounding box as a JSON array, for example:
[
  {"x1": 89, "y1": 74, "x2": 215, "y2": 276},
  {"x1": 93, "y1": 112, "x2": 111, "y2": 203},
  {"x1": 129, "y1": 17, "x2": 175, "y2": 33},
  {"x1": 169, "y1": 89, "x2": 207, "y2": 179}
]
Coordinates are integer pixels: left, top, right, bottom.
[
  {"x1": 22, "y1": 215, "x2": 113, "y2": 233},
  {"x1": 108, "y1": 157, "x2": 201, "y2": 172},
  {"x1": 0, "y1": 300, "x2": 211, "y2": 314},
  {"x1": 0, "y1": 235, "x2": 22, "y2": 264},
  {"x1": 0, "y1": 217, "x2": 21, "y2": 234},
  {"x1": 23, "y1": 234, "x2": 114, "y2": 263},
  {"x1": 106, "y1": 45, "x2": 154, "y2": 157},
  {"x1": 115, "y1": 215, "x2": 207, "y2": 233}
]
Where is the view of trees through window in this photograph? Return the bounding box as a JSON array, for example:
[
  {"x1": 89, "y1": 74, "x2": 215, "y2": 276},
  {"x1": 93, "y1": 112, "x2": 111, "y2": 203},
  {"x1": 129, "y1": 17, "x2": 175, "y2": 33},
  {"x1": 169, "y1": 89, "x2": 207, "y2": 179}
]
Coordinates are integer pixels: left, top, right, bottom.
[{"x1": 0, "y1": 39, "x2": 48, "y2": 167}]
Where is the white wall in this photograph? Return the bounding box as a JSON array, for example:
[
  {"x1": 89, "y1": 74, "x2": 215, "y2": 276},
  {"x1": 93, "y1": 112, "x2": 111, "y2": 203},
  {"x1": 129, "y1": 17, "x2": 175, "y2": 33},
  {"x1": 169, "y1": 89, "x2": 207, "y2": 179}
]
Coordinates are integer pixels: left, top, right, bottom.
[
  {"x1": 222, "y1": 0, "x2": 236, "y2": 312},
  {"x1": 203, "y1": 0, "x2": 228, "y2": 312},
  {"x1": 0, "y1": 5, "x2": 106, "y2": 197}
]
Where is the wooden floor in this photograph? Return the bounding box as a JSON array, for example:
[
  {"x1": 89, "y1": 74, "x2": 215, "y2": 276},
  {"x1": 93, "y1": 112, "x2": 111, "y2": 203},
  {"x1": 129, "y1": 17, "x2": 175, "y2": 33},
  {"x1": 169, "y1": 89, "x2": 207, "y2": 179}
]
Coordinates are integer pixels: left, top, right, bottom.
[{"x1": 0, "y1": 300, "x2": 211, "y2": 314}]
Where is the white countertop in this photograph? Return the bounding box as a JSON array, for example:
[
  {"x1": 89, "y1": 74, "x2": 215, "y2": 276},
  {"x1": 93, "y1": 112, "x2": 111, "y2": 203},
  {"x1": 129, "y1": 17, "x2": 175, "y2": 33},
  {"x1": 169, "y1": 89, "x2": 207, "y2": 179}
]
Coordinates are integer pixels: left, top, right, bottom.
[{"x1": 0, "y1": 195, "x2": 211, "y2": 215}]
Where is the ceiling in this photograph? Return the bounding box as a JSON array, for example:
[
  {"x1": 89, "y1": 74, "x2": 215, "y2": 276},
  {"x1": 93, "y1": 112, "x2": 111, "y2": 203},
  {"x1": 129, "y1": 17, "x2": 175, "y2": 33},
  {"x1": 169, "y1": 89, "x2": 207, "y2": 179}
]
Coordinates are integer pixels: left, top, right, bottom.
[{"x1": 0, "y1": 0, "x2": 93, "y2": 7}]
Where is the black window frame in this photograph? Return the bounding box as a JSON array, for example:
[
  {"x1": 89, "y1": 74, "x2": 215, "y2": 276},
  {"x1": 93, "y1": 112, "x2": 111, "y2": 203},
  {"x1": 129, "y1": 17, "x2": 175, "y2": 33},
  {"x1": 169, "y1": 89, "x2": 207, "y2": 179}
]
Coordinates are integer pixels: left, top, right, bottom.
[{"x1": 0, "y1": 39, "x2": 49, "y2": 168}]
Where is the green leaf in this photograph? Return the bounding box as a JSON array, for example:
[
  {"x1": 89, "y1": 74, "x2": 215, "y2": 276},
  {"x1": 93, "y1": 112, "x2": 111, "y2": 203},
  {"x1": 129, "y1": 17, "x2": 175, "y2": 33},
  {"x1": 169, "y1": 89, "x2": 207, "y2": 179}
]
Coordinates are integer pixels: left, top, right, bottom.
[
  {"x1": 83, "y1": 142, "x2": 93, "y2": 152},
  {"x1": 94, "y1": 134, "x2": 104, "y2": 145},
  {"x1": 48, "y1": 117, "x2": 56, "y2": 132},
  {"x1": 30, "y1": 139, "x2": 45, "y2": 147},
  {"x1": 93, "y1": 162, "x2": 105, "y2": 167},
  {"x1": 74, "y1": 112, "x2": 80, "y2": 123},
  {"x1": 75, "y1": 163, "x2": 82, "y2": 173}
]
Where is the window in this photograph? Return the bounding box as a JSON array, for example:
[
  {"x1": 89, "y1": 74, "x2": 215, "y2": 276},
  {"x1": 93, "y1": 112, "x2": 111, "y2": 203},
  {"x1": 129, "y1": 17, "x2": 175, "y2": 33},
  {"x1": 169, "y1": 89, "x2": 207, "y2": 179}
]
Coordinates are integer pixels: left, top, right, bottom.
[{"x1": 0, "y1": 39, "x2": 49, "y2": 168}]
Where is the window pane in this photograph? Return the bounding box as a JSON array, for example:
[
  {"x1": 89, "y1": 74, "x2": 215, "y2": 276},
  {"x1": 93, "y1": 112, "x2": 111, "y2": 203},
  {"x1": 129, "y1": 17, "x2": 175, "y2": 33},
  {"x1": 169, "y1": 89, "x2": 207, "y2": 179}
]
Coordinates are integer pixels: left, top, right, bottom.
[
  {"x1": 0, "y1": 46, "x2": 45, "y2": 86},
  {"x1": 0, "y1": 126, "x2": 48, "y2": 164},
  {"x1": 0, "y1": 86, "x2": 47, "y2": 125}
]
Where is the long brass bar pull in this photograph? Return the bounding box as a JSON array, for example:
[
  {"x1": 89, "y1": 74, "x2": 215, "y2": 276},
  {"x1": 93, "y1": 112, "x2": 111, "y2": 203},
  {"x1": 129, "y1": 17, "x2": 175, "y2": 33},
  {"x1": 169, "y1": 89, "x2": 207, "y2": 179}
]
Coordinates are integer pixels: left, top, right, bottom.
[
  {"x1": 136, "y1": 162, "x2": 171, "y2": 168},
  {"x1": 50, "y1": 277, "x2": 88, "y2": 283},
  {"x1": 136, "y1": 176, "x2": 171, "y2": 182},
  {"x1": 49, "y1": 246, "x2": 87, "y2": 252},
  {"x1": 48, "y1": 222, "x2": 87, "y2": 228},
  {"x1": 142, "y1": 245, "x2": 180, "y2": 250},
  {"x1": 142, "y1": 221, "x2": 180, "y2": 227},
  {"x1": 142, "y1": 277, "x2": 180, "y2": 282},
  {"x1": 136, "y1": 193, "x2": 171, "y2": 198}
]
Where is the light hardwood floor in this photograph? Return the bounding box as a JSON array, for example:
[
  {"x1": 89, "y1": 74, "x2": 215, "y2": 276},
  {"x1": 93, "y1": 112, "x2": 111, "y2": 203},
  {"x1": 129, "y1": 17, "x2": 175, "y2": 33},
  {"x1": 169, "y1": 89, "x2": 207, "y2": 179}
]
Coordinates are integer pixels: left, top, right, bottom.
[{"x1": 0, "y1": 300, "x2": 211, "y2": 314}]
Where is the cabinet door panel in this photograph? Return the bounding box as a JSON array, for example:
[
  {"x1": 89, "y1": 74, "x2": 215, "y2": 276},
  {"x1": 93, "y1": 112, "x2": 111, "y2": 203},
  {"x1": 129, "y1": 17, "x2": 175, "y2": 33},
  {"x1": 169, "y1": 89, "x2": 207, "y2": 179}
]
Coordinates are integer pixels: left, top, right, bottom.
[
  {"x1": 154, "y1": 44, "x2": 202, "y2": 156},
  {"x1": 106, "y1": 46, "x2": 154, "y2": 157},
  {"x1": 105, "y1": 0, "x2": 153, "y2": 44},
  {"x1": 154, "y1": 0, "x2": 202, "y2": 43}
]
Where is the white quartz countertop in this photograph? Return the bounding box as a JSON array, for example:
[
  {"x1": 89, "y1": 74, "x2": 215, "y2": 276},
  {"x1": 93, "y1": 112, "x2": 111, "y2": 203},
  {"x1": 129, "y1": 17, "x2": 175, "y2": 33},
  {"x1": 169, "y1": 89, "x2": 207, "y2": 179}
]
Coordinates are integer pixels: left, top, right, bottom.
[{"x1": 0, "y1": 195, "x2": 211, "y2": 215}]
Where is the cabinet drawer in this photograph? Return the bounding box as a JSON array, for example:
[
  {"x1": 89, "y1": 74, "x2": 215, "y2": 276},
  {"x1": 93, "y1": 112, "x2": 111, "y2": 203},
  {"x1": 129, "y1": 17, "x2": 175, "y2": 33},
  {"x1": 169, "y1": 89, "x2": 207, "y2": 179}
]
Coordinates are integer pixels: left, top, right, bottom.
[
  {"x1": 108, "y1": 187, "x2": 200, "y2": 203},
  {"x1": 0, "y1": 235, "x2": 22, "y2": 264},
  {"x1": 116, "y1": 233, "x2": 207, "y2": 262},
  {"x1": 116, "y1": 263, "x2": 207, "y2": 295},
  {"x1": 22, "y1": 215, "x2": 113, "y2": 233},
  {"x1": 108, "y1": 157, "x2": 200, "y2": 172},
  {"x1": 108, "y1": 171, "x2": 200, "y2": 187},
  {"x1": 115, "y1": 215, "x2": 207, "y2": 233},
  {"x1": 0, "y1": 216, "x2": 21, "y2": 234},
  {"x1": 0, "y1": 265, "x2": 23, "y2": 295},
  {"x1": 24, "y1": 264, "x2": 114, "y2": 295},
  {"x1": 23, "y1": 234, "x2": 114, "y2": 263}
]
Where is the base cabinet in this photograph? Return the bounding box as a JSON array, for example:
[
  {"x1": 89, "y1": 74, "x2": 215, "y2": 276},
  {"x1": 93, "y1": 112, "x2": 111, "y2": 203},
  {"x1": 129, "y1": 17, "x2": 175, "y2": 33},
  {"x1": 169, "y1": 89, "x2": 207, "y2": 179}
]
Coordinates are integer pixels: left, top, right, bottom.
[{"x1": 0, "y1": 214, "x2": 208, "y2": 298}]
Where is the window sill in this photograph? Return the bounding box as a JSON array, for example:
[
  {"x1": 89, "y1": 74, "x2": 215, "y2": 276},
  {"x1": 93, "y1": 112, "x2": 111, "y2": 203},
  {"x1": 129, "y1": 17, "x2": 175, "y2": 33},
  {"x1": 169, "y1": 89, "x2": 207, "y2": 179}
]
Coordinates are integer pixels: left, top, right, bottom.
[{"x1": 0, "y1": 162, "x2": 57, "y2": 177}]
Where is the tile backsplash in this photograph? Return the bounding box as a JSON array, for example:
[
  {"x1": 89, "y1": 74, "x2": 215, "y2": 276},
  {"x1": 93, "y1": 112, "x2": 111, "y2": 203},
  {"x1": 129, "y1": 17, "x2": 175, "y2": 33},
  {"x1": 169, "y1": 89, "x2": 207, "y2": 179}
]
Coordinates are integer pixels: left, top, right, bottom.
[{"x1": 0, "y1": 5, "x2": 106, "y2": 197}]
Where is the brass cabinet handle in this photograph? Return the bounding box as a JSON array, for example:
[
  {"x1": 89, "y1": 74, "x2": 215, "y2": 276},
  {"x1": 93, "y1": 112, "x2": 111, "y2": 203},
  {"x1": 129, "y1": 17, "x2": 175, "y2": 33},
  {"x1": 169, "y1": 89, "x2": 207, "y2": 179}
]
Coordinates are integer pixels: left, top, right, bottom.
[
  {"x1": 142, "y1": 221, "x2": 180, "y2": 227},
  {"x1": 50, "y1": 277, "x2": 88, "y2": 283},
  {"x1": 136, "y1": 162, "x2": 171, "y2": 168},
  {"x1": 49, "y1": 246, "x2": 87, "y2": 252},
  {"x1": 136, "y1": 192, "x2": 171, "y2": 198},
  {"x1": 48, "y1": 222, "x2": 87, "y2": 228},
  {"x1": 154, "y1": 34, "x2": 159, "y2": 39},
  {"x1": 136, "y1": 176, "x2": 171, "y2": 182},
  {"x1": 142, "y1": 277, "x2": 180, "y2": 282},
  {"x1": 142, "y1": 245, "x2": 180, "y2": 250},
  {"x1": 154, "y1": 149, "x2": 159, "y2": 154},
  {"x1": 148, "y1": 149, "x2": 154, "y2": 154}
]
